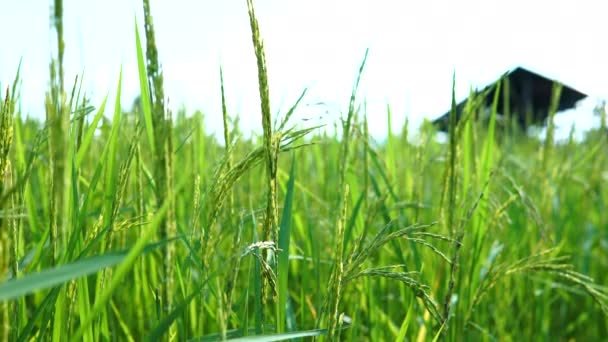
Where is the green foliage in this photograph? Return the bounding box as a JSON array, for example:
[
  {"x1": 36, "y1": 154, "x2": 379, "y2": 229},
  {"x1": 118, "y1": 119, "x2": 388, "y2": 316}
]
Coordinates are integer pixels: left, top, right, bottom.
[{"x1": 0, "y1": 1, "x2": 607, "y2": 341}]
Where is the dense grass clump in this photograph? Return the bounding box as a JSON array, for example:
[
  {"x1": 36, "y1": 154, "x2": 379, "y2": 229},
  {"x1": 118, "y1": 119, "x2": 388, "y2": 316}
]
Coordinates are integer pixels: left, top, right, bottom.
[{"x1": 0, "y1": 0, "x2": 607, "y2": 341}]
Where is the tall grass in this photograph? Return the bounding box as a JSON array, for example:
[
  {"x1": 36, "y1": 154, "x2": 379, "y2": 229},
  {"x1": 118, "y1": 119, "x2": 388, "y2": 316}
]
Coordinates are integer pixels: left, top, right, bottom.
[{"x1": 0, "y1": 0, "x2": 607, "y2": 341}]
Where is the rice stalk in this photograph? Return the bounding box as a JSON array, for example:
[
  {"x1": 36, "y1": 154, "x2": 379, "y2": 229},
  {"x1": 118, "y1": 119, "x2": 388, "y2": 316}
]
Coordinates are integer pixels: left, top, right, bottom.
[
  {"x1": 141, "y1": 0, "x2": 174, "y2": 318},
  {"x1": 220, "y1": 66, "x2": 234, "y2": 214},
  {"x1": 246, "y1": 0, "x2": 279, "y2": 309},
  {"x1": 0, "y1": 89, "x2": 13, "y2": 205},
  {"x1": 325, "y1": 185, "x2": 349, "y2": 340},
  {"x1": 0, "y1": 88, "x2": 14, "y2": 341}
]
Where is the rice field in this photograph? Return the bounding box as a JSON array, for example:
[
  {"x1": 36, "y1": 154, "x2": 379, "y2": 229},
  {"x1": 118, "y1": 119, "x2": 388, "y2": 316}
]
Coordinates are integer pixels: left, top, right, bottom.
[{"x1": 0, "y1": 0, "x2": 607, "y2": 341}]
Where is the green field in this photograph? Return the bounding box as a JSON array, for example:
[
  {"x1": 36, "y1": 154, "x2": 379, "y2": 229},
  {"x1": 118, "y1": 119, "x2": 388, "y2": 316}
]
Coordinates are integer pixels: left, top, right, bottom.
[{"x1": 1, "y1": 0, "x2": 607, "y2": 341}]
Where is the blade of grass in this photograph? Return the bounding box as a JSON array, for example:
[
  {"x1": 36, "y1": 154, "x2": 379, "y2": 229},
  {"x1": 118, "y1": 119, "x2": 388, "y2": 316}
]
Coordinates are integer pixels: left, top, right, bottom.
[
  {"x1": 134, "y1": 18, "x2": 155, "y2": 155},
  {"x1": 206, "y1": 327, "x2": 332, "y2": 342},
  {"x1": 0, "y1": 254, "x2": 124, "y2": 302},
  {"x1": 75, "y1": 94, "x2": 107, "y2": 167},
  {"x1": 277, "y1": 155, "x2": 296, "y2": 333},
  {"x1": 396, "y1": 293, "x2": 415, "y2": 341}
]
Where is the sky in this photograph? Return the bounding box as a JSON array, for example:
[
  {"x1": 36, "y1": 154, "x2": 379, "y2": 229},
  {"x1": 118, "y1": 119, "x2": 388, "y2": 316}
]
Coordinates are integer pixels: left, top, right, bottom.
[{"x1": 1, "y1": 0, "x2": 607, "y2": 139}]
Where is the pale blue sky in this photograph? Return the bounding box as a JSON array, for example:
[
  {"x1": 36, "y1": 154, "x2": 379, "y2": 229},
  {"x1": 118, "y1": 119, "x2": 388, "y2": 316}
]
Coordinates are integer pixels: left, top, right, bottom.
[{"x1": 1, "y1": 0, "x2": 606, "y2": 138}]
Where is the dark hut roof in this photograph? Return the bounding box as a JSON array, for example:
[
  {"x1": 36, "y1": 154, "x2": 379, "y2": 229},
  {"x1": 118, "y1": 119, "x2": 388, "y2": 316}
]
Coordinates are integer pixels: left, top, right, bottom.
[{"x1": 432, "y1": 66, "x2": 587, "y2": 132}]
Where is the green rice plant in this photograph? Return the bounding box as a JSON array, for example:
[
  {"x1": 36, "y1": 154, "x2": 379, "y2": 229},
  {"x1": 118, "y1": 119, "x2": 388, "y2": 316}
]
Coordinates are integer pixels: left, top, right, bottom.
[{"x1": 1, "y1": 0, "x2": 607, "y2": 340}]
